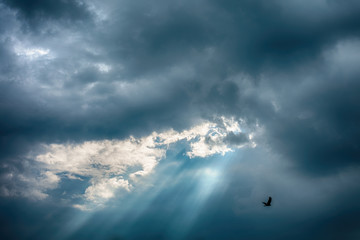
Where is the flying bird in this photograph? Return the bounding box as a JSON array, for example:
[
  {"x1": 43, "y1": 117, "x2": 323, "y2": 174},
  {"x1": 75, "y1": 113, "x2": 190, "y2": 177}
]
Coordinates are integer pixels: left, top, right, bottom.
[{"x1": 262, "y1": 196, "x2": 272, "y2": 207}]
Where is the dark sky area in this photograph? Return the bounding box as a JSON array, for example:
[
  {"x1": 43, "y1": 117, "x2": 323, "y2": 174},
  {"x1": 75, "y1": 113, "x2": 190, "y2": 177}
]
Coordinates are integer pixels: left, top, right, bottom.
[{"x1": 0, "y1": 0, "x2": 360, "y2": 239}]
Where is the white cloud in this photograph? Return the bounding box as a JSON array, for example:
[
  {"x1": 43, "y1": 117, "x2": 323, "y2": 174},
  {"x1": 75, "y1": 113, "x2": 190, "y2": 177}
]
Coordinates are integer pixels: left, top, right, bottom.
[
  {"x1": 2, "y1": 117, "x2": 256, "y2": 209},
  {"x1": 96, "y1": 63, "x2": 112, "y2": 73},
  {"x1": 84, "y1": 177, "x2": 130, "y2": 202},
  {"x1": 0, "y1": 170, "x2": 60, "y2": 201},
  {"x1": 14, "y1": 46, "x2": 52, "y2": 60}
]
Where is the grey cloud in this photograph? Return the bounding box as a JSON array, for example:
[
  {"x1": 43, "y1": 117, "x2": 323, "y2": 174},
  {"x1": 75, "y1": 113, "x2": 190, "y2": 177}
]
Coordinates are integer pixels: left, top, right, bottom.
[
  {"x1": 224, "y1": 131, "x2": 250, "y2": 146},
  {"x1": 0, "y1": 0, "x2": 359, "y2": 176},
  {"x1": 95, "y1": 0, "x2": 360, "y2": 77},
  {"x1": 1, "y1": 0, "x2": 91, "y2": 24},
  {"x1": 0, "y1": 0, "x2": 358, "y2": 185},
  {"x1": 0, "y1": 0, "x2": 360, "y2": 239},
  {"x1": 264, "y1": 62, "x2": 360, "y2": 175}
]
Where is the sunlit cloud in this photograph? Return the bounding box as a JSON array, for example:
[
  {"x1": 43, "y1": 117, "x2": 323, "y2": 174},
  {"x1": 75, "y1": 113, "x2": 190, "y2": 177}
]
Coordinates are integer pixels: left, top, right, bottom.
[
  {"x1": 14, "y1": 45, "x2": 52, "y2": 60},
  {"x1": 1, "y1": 117, "x2": 256, "y2": 210},
  {"x1": 95, "y1": 63, "x2": 112, "y2": 73}
]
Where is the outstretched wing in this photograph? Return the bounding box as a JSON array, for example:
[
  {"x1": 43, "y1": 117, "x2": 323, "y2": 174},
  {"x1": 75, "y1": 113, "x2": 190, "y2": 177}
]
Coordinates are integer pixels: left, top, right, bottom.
[{"x1": 267, "y1": 197, "x2": 272, "y2": 205}]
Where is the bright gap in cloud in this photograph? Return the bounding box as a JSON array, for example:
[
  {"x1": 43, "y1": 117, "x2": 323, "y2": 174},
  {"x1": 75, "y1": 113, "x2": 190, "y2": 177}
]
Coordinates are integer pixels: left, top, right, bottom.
[
  {"x1": 96, "y1": 63, "x2": 112, "y2": 73},
  {"x1": 14, "y1": 46, "x2": 51, "y2": 60},
  {"x1": 2, "y1": 117, "x2": 256, "y2": 210}
]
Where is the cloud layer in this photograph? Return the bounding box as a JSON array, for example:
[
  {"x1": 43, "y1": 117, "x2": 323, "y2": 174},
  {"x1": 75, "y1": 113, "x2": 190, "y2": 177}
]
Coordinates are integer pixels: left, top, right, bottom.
[{"x1": 0, "y1": 0, "x2": 360, "y2": 239}]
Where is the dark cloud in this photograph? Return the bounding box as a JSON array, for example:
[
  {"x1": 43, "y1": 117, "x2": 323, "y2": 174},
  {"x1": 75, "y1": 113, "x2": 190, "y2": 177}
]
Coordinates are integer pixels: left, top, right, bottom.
[
  {"x1": 96, "y1": 0, "x2": 360, "y2": 77},
  {"x1": 264, "y1": 64, "x2": 360, "y2": 175},
  {"x1": 0, "y1": 0, "x2": 358, "y2": 187},
  {"x1": 1, "y1": 0, "x2": 91, "y2": 23},
  {"x1": 224, "y1": 131, "x2": 250, "y2": 146},
  {"x1": 1, "y1": 0, "x2": 360, "y2": 239}
]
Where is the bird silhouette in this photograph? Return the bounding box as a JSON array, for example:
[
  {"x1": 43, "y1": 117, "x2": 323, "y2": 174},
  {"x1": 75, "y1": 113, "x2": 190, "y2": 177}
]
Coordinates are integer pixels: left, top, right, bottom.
[{"x1": 262, "y1": 196, "x2": 272, "y2": 206}]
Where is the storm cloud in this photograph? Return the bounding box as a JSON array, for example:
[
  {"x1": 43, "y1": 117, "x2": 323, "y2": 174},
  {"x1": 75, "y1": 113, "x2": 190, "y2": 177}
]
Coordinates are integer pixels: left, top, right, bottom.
[{"x1": 0, "y1": 0, "x2": 360, "y2": 239}]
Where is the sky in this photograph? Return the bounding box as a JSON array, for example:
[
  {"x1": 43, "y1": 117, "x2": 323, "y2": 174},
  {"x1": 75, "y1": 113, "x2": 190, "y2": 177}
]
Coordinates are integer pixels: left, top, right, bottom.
[{"x1": 0, "y1": 0, "x2": 360, "y2": 239}]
